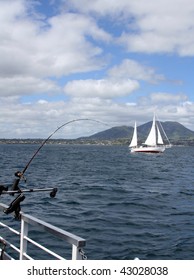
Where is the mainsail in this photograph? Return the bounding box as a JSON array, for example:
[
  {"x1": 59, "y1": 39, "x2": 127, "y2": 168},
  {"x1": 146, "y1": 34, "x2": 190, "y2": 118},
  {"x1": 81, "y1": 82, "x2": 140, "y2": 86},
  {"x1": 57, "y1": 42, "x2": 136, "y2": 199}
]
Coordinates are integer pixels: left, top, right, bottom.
[{"x1": 144, "y1": 114, "x2": 157, "y2": 146}]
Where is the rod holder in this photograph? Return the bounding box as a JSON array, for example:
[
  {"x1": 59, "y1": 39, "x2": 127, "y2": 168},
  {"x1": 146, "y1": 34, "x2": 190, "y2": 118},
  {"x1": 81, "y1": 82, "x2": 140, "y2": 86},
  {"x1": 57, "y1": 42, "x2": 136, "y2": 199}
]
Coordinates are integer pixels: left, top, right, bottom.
[{"x1": 4, "y1": 194, "x2": 25, "y2": 219}]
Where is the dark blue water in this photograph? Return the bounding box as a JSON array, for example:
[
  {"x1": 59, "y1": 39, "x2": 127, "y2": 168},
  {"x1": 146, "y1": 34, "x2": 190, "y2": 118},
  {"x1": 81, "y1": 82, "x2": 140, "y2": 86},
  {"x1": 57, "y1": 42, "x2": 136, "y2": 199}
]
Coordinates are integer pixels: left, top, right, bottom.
[{"x1": 1, "y1": 144, "x2": 194, "y2": 259}]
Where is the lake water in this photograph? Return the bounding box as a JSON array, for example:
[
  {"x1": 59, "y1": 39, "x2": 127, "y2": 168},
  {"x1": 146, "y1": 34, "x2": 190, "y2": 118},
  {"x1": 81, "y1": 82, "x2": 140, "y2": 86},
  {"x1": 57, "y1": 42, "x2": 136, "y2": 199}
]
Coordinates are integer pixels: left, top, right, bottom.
[{"x1": 0, "y1": 144, "x2": 194, "y2": 259}]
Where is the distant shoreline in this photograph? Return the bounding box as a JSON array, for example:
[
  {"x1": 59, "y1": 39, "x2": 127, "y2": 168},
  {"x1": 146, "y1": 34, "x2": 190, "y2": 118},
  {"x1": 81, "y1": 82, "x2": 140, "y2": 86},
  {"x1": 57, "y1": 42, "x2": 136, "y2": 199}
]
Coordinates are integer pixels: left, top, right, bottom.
[{"x1": 0, "y1": 138, "x2": 193, "y2": 146}]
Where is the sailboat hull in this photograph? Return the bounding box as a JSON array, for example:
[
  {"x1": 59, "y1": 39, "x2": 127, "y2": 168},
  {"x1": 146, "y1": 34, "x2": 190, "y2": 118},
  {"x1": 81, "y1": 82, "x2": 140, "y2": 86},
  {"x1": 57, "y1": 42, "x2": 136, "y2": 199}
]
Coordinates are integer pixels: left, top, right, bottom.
[{"x1": 130, "y1": 146, "x2": 165, "y2": 153}]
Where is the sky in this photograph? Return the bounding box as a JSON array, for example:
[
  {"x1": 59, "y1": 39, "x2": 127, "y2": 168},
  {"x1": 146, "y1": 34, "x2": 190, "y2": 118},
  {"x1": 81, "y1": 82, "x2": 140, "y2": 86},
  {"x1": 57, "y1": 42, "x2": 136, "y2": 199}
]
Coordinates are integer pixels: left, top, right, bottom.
[{"x1": 1, "y1": 0, "x2": 194, "y2": 139}]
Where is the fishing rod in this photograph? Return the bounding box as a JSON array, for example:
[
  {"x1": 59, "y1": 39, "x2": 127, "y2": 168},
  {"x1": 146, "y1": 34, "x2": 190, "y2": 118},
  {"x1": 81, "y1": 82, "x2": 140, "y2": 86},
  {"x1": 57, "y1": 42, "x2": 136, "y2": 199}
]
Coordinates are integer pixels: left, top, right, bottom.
[
  {"x1": 1, "y1": 118, "x2": 109, "y2": 218},
  {"x1": 21, "y1": 118, "x2": 109, "y2": 176},
  {"x1": 11, "y1": 118, "x2": 109, "y2": 185}
]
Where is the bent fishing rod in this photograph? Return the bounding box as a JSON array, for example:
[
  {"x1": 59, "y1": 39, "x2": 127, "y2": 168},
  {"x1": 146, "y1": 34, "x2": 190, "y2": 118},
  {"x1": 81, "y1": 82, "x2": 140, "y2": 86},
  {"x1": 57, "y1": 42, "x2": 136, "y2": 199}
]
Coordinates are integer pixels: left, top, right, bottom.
[
  {"x1": 1, "y1": 118, "x2": 109, "y2": 218},
  {"x1": 1, "y1": 118, "x2": 110, "y2": 214}
]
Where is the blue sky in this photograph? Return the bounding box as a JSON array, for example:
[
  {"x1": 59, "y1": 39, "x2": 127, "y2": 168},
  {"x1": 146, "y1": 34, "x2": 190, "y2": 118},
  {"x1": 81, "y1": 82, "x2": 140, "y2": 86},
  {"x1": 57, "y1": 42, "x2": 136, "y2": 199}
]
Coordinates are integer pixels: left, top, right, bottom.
[{"x1": 1, "y1": 0, "x2": 194, "y2": 138}]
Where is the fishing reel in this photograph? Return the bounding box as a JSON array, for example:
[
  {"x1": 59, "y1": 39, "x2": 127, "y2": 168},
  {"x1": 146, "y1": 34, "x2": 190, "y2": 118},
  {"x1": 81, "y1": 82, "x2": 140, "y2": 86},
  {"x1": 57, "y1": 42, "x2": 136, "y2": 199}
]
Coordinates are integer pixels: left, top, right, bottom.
[{"x1": 50, "y1": 188, "x2": 58, "y2": 198}]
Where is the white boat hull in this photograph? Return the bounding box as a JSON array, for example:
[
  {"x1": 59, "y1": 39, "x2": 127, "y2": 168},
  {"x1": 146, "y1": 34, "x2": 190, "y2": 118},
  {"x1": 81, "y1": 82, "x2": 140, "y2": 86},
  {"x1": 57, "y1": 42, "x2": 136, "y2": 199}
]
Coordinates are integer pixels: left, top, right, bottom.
[{"x1": 130, "y1": 146, "x2": 165, "y2": 153}]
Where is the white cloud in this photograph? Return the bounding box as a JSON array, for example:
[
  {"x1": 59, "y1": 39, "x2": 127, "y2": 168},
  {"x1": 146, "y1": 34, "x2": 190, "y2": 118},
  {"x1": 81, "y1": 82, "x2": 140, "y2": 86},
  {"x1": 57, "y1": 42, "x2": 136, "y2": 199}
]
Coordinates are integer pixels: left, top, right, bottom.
[
  {"x1": 33, "y1": 13, "x2": 111, "y2": 76},
  {"x1": 0, "y1": 1, "x2": 111, "y2": 80},
  {"x1": 0, "y1": 76, "x2": 60, "y2": 97},
  {"x1": 108, "y1": 59, "x2": 165, "y2": 83},
  {"x1": 64, "y1": 78, "x2": 139, "y2": 98},
  {"x1": 124, "y1": 0, "x2": 194, "y2": 56},
  {"x1": 138, "y1": 92, "x2": 188, "y2": 106},
  {"x1": 68, "y1": 0, "x2": 194, "y2": 56}
]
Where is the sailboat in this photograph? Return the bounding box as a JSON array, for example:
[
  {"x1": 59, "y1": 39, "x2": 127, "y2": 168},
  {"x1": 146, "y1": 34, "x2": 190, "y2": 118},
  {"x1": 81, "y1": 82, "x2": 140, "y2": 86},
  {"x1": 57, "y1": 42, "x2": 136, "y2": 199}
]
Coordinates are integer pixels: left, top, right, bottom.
[{"x1": 129, "y1": 114, "x2": 170, "y2": 153}]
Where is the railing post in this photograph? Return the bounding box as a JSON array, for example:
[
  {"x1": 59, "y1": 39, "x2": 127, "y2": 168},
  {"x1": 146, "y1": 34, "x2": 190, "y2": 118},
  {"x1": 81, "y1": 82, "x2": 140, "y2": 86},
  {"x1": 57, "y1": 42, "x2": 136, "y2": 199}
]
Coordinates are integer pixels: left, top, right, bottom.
[
  {"x1": 72, "y1": 245, "x2": 82, "y2": 260},
  {"x1": 20, "y1": 214, "x2": 28, "y2": 260}
]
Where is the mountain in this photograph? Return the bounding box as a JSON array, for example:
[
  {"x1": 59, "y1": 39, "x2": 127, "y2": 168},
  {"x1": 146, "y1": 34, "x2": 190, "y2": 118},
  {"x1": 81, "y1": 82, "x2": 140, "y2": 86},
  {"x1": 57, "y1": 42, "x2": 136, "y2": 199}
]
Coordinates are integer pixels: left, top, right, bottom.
[
  {"x1": 86, "y1": 126, "x2": 133, "y2": 140},
  {"x1": 137, "y1": 121, "x2": 194, "y2": 141},
  {"x1": 84, "y1": 121, "x2": 194, "y2": 144}
]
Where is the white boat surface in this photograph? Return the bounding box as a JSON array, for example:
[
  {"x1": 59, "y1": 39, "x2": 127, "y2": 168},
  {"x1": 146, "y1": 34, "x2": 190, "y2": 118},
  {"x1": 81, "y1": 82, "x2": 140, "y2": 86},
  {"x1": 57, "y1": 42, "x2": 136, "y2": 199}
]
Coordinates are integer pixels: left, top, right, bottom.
[{"x1": 129, "y1": 114, "x2": 171, "y2": 154}]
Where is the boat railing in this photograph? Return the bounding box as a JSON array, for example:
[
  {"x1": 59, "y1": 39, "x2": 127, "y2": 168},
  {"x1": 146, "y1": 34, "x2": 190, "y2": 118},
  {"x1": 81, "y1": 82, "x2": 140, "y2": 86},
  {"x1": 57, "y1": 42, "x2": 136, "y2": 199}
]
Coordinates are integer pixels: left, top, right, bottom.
[{"x1": 0, "y1": 202, "x2": 86, "y2": 260}]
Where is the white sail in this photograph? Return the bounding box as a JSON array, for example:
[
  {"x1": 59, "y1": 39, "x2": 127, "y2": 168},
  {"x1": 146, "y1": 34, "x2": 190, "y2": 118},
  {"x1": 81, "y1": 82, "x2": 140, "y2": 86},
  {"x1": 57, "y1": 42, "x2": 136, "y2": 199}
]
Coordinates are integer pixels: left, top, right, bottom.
[
  {"x1": 129, "y1": 121, "x2": 137, "y2": 147},
  {"x1": 156, "y1": 124, "x2": 164, "y2": 144},
  {"x1": 144, "y1": 115, "x2": 157, "y2": 146}
]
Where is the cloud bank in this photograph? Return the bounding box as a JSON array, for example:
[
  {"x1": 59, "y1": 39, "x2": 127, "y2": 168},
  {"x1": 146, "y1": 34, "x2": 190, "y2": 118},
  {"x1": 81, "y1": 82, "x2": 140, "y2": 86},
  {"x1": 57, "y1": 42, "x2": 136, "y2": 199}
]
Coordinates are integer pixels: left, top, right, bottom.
[{"x1": 0, "y1": 0, "x2": 194, "y2": 138}]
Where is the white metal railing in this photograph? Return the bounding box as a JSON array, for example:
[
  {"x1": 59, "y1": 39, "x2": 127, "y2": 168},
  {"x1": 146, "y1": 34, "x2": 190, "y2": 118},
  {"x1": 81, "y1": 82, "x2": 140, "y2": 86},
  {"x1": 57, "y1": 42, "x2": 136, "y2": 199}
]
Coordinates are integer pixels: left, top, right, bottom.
[{"x1": 0, "y1": 202, "x2": 86, "y2": 260}]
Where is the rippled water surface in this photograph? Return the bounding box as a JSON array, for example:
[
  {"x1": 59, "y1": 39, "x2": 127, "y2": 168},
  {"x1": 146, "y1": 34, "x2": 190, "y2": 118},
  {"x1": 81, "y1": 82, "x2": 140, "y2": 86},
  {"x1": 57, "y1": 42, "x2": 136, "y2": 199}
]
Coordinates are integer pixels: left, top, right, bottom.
[{"x1": 0, "y1": 144, "x2": 194, "y2": 259}]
